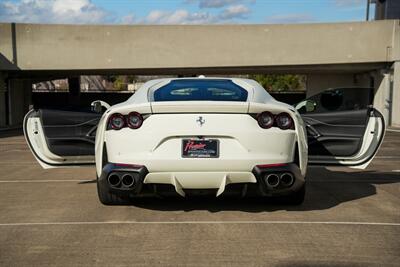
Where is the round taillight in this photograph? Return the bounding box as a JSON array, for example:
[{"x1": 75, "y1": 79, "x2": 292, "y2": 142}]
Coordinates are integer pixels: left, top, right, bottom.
[
  {"x1": 109, "y1": 113, "x2": 125, "y2": 130},
  {"x1": 276, "y1": 112, "x2": 294, "y2": 130},
  {"x1": 257, "y1": 111, "x2": 274, "y2": 129},
  {"x1": 127, "y1": 112, "x2": 143, "y2": 129}
]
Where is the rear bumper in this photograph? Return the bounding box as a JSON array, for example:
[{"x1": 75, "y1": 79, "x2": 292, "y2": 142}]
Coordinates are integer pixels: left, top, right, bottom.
[{"x1": 98, "y1": 163, "x2": 305, "y2": 198}]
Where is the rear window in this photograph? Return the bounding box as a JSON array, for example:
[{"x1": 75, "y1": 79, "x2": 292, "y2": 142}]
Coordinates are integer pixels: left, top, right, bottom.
[{"x1": 153, "y1": 79, "x2": 248, "y2": 102}]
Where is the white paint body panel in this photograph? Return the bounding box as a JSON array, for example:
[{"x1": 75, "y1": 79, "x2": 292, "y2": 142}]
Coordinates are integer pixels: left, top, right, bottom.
[{"x1": 104, "y1": 113, "x2": 297, "y2": 172}]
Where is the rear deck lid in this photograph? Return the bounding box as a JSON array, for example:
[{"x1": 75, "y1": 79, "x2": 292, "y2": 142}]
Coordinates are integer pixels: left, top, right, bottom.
[{"x1": 150, "y1": 101, "x2": 249, "y2": 113}]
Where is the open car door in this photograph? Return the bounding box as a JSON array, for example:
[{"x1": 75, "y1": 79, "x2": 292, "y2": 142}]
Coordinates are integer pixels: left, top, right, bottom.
[
  {"x1": 296, "y1": 87, "x2": 385, "y2": 169},
  {"x1": 24, "y1": 108, "x2": 102, "y2": 168}
]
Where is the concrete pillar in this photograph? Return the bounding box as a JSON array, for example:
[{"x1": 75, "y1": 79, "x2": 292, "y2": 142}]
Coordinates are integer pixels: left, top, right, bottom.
[
  {"x1": 0, "y1": 73, "x2": 7, "y2": 127},
  {"x1": 68, "y1": 77, "x2": 81, "y2": 106},
  {"x1": 372, "y1": 71, "x2": 391, "y2": 126},
  {"x1": 8, "y1": 78, "x2": 32, "y2": 126},
  {"x1": 391, "y1": 61, "x2": 400, "y2": 127}
]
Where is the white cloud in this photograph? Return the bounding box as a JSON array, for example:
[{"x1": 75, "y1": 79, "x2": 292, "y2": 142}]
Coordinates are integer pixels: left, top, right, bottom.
[
  {"x1": 0, "y1": 0, "x2": 252, "y2": 25},
  {"x1": 219, "y1": 4, "x2": 250, "y2": 20},
  {"x1": 0, "y1": 0, "x2": 109, "y2": 24},
  {"x1": 120, "y1": 14, "x2": 136, "y2": 24},
  {"x1": 266, "y1": 13, "x2": 315, "y2": 24},
  {"x1": 52, "y1": 0, "x2": 89, "y2": 13},
  {"x1": 141, "y1": 4, "x2": 251, "y2": 25},
  {"x1": 143, "y1": 9, "x2": 216, "y2": 24},
  {"x1": 186, "y1": 0, "x2": 254, "y2": 9},
  {"x1": 200, "y1": 0, "x2": 241, "y2": 9}
]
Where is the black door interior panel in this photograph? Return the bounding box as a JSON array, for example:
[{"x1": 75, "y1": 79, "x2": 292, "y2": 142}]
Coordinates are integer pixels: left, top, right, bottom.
[
  {"x1": 39, "y1": 109, "x2": 101, "y2": 156},
  {"x1": 302, "y1": 109, "x2": 369, "y2": 157},
  {"x1": 307, "y1": 136, "x2": 362, "y2": 157},
  {"x1": 302, "y1": 109, "x2": 368, "y2": 136}
]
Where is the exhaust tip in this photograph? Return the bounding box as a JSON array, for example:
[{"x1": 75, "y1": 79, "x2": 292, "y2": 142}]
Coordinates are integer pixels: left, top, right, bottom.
[
  {"x1": 264, "y1": 173, "x2": 280, "y2": 188},
  {"x1": 108, "y1": 173, "x2": 121, "y2": 187},
  {"x1": 280, "y1": 173, "x2": 294, "y2": 187},
  {"x1": 121, "y1": 174, "x2": 135, "y2": 188}
]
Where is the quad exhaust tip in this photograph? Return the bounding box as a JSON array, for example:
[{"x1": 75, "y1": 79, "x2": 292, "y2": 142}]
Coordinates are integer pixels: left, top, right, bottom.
[
  {"x1": 121, "y1": 174, "x2": 135, "y2": 188},
  {"x1": 264, "y1": 174, "x2": 280, "y2": 188},
  {"x1": 280, "y1": 172, "x2": 294, "y2": 187},
  {"x1": 107, "y1": 172, "x2": 135, "y2": 188},
  {"x1": 108, "y1": 173, "x2": 121, "y2": 187},
  {"x1": 264, "y1": 172, "x2": 295, "y2": 188}
]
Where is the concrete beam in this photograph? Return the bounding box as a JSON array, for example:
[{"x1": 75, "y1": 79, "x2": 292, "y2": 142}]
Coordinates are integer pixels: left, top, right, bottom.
[{"x1": 0, "y1": 20, "x2": 398, "y2": 71}]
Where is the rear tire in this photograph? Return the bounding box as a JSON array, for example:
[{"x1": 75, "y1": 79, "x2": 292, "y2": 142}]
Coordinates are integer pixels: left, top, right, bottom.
[{"x1": 97, "y1": 177, "x2": 130, "y2": 205}]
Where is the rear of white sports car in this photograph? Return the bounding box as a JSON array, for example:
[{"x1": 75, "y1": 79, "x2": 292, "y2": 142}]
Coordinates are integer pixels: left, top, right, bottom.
[{"x1": 95, "y1": 78, "x2": 308, "y2": 204}]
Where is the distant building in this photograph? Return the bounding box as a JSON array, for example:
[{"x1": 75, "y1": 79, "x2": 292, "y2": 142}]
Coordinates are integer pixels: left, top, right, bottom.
[
  {"x1": 127, "y1": 83, "x2": 144, "y2": 92},
  {"x1": 33, "y1": 79, "x2": 68, "y2": 91},
  {"x1": 374, "y1": 0, "x2": 400, "y2": 20}
]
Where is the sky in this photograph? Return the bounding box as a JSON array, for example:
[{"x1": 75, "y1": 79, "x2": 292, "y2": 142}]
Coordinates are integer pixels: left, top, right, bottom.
[{"x1": 0, "y1": 0, "x2": 371, "y2": 25}]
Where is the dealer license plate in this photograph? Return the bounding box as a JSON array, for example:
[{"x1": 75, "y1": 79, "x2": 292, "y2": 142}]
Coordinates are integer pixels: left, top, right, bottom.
[{"x1": 182, "y1": 139, "x2": 219, "y2": 158}]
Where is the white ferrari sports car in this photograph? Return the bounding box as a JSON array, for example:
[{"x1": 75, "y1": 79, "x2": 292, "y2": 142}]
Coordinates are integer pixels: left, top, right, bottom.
[{"x1": 24, "y1": 77, "x2": 385, "y2": 205}]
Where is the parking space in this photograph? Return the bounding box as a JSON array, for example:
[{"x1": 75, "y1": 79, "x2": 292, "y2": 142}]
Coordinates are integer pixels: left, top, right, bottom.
[{"x1": 0, "y1": 130, "x2": 399, "y2": 266}]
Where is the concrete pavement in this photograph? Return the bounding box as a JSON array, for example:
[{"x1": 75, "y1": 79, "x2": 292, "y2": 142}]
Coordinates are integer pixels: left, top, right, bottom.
[{"x1": 0, "y1": 130, "x2": 399, "y2": 266}]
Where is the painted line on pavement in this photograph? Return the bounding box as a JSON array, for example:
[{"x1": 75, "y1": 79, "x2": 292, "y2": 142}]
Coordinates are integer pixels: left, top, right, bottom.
[
  {"x1": 310, "y1": 179, "x2": 400, "y2": 182},
  {"x1": 0, "y1": 179, "x2": 398, "y2": 183},
  {"x1": 387, "y1": 128, "x2": 400, "y2": 133},
  {"x1": 0, "y1": 162, "x2": 40, "y2": 165},
  {"x1": 0, "y1": 220, "x2": 399, "y2": 227},
  {"x1": 0, "y1": 179, "x2": 93, "y2": 183}
]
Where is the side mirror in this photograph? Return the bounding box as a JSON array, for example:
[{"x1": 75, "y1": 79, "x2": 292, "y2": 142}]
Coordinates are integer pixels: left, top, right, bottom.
[
  {"x1": 305, "y1": 100, "x2": 316, "y2": 112},
  {"x1": 91, "y1": 100, "x2": 110, "y2": 113},
  {"x1": 295, "y1": 100, "x2": 316, "y2": 113}
]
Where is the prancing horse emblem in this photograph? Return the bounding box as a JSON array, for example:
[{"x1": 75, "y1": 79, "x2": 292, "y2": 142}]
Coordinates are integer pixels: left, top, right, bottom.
[{"x1": 196, "y1": 116, "x2": 205, "y2": 127}]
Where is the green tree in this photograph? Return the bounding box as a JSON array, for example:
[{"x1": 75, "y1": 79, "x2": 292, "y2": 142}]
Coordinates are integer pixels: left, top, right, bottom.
[
  {"x1": 249, "y1": 74, "x2": 306, "y2": 92},
  {"x1": 104, "y1": 75, "x2": 137, "y2": 91}
]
